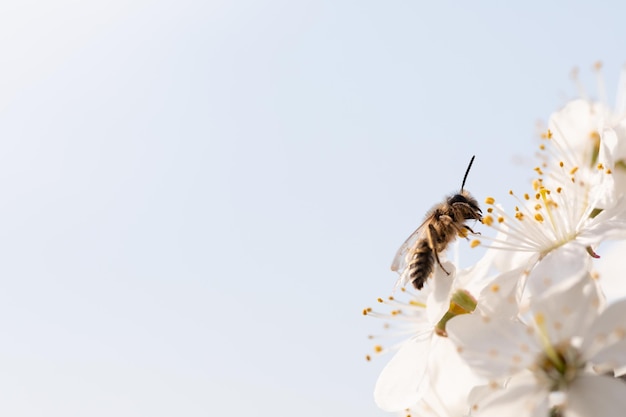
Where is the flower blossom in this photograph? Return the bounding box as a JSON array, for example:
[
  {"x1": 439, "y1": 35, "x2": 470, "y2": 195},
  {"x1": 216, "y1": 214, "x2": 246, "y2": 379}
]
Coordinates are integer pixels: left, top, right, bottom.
[
  {"x1": 365, "y1": 262, "x2": 487, "y2": 412},
  {"x1": 447, "y1": 255, "x2": 626, "y2": 417},
  {"x1": 474, "y1": 124, "x2": 626, "y2": 290}
]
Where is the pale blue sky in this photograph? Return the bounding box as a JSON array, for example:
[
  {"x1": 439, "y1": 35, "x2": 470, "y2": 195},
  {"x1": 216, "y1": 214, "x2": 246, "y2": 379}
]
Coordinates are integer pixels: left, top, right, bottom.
[{"x1": 0, "y1": 1, "x2": 624, "y2": 416}]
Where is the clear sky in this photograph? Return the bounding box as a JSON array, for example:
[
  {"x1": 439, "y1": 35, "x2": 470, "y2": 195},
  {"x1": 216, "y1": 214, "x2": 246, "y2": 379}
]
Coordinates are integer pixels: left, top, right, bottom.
[{"x1": 1, "y1": 1, "x2": 625, "y2": 416}]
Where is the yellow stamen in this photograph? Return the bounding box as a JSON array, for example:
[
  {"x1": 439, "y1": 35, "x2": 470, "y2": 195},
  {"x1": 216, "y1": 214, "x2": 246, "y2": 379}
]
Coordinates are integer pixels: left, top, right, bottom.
[
  {"x1": 409, "y1": 300, "x2": 426, "y2": 308},
  {"x1": 541, "y1": 129, "x2": 553, "y2": 139}
]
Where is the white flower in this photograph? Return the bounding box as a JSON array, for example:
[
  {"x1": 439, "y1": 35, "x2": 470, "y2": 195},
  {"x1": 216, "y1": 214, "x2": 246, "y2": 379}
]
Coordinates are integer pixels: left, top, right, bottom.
[
  {"x1": 364, "y1": 282, "x2": 434, "y2": 411},
  {"x1": 475, "y1": 125, "x2": 626, "y2": 287},
  {"x1": 402, "y1": 337, "x2": 478, "y2": 417},
  {"x1": 551, "y1": 63, "x2": 626, "y2": 197},
  {"x1": 366, "y1": 263, "x2": 485, "y2": 412},
  {"x1": 447, "y1": 261, "x2": 626, "y2": 417}
]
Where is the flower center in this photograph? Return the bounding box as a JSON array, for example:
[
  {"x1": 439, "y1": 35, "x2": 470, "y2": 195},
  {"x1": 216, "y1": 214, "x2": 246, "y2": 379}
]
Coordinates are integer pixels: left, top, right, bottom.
[{"x1": 535, "y1": 343, "x2": 584, "y2": 391}]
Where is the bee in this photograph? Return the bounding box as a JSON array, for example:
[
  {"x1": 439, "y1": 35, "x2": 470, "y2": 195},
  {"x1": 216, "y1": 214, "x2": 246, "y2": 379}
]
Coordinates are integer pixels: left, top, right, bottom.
[{"x1": 391, "y1": 156, "x2": 482, "y2": 290}]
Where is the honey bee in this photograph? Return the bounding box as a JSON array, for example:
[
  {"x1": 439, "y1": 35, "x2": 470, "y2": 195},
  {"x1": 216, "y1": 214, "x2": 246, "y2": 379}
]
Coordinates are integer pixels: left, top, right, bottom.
[{"x1": 391, "y1": 156, "x2": 482, "y2": 290}]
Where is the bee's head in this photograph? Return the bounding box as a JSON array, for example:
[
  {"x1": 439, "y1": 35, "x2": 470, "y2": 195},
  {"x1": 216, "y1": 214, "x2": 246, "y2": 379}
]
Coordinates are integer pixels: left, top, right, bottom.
[{"x1": 447, "y1": 190, "x2": 482, "y2": 218}]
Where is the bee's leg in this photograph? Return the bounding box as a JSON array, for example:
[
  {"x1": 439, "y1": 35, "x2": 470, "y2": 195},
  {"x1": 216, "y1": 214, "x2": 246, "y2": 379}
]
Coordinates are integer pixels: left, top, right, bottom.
[
  {"x1": 427, "y1": 224, "x2": 450, "y2": 275},
  {"x1": 463, "y1": 225, "x2": 481, "y2": 235}
]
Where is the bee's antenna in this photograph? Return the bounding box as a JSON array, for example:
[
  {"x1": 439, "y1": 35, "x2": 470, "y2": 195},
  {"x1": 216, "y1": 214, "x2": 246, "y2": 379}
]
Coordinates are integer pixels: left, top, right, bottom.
[{"x1": 460, "y1": 155, "x2": 476, "y2": 192}]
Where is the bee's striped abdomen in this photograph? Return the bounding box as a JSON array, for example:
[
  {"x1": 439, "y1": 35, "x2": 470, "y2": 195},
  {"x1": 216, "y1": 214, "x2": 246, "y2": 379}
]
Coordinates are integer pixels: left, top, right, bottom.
[{"x1": 407, "y1": 239, "x2": 435, "y2": 290}]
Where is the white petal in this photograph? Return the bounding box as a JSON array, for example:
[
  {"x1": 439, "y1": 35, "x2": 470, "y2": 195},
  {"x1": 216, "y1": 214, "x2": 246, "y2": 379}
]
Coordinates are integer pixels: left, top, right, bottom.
[
  {"x1": 565, "y1": 374, "x2": 626, "y2": 417},
  {"x1": 374, "y1": 332, "x2": 433, "y2": 412},
  {"x1": 491, "y1": 228, "x2": 539, "y2": 272},
  {"x1": 477, "y1": 266, "x2": 524, "y2": 319},
  {"x1": 549, "y1": 99, "x2": 599, "y2": 163},
  {"x1": 456, "y1": 247, "x2": 500, "y2": 293},
  {"x1": 447, "y1": 314, "x2": 536, "y2": 379},
  {"x1": 423, "y1": 337, "x2": 484, "y2": 417},
  {"x1": 470, "y1": 373, "x2": 549, "y2": 417},
  {"x1": 530, "y1": 271, "x2": 601, "y2": 345},
  {"x1": 591, "y1": 127, "x2": 619, "y2": 209},
  {"x1": 426, "y1": 262, "x2": 455, "y2": 324},
  {"x1": 611, "y1": 118, "x2": 626, "y2": 159},
  {"x1": 581, "y1": 298, "x2": 626, "y2": 369},
  {"x1": 580, "y1": 198, "x2": 626, "y2": 242},
  {"x1": 525, "y1": 243, "x2": 589, "y2": 299},
  {"x1": 595, "y1": 240, "x2": 626, "y2": 301},
  {"x1": 590, "y1": 339, "x2": 626, "y2": 374}
]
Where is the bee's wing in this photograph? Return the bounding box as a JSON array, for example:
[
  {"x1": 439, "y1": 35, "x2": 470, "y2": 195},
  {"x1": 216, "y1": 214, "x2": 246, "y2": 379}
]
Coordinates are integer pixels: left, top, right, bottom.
[{"x1": 390, "y1": 219, "x2": 429, "y2": 274}]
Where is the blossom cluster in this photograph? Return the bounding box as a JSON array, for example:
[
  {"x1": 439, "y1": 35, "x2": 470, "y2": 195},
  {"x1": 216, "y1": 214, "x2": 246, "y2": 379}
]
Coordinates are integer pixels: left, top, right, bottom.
[{"x1": 365, "y1": 64, "x2": 626, "y2": 417}]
